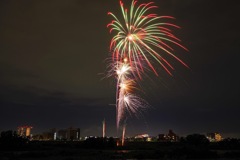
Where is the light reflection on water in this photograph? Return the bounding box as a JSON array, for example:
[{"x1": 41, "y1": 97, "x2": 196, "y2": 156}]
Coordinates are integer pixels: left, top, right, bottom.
[{"x1": 115, "y1": 150, "x2": 130, "y2": 153}]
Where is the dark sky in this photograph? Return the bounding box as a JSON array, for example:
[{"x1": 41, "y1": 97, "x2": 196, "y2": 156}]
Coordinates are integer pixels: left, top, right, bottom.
[{"x1": 0, "y1": 0, "x2": 239, "y2": 138}]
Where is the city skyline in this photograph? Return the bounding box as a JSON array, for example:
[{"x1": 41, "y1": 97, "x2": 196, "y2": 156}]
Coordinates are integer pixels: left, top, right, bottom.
[
  {"x1": 0, "y1": 0, "x2": 239, "y2": 138},
  {"x1": 11, "y1": 125, "x2": 224, "y2": 143}
]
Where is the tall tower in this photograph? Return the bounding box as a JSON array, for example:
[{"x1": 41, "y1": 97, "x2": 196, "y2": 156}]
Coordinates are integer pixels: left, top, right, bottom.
[{"x1": 102, "y1": 119, "x2": 106, "y2": 137}]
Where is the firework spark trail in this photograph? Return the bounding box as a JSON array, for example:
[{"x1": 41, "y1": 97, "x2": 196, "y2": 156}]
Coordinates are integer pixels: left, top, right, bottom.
[
  {"x1": 122, "y1": 124, "x2": 126, "y2": 146},
  {"x1": 107, "y1": 0, "x2": 188, "y2": 131},
  {"x1": 115, "y1": 58, "x2": 134, "y2": 129},
  {"x1": 105, "y1": 57, "x2": 146, "y2": 129}
]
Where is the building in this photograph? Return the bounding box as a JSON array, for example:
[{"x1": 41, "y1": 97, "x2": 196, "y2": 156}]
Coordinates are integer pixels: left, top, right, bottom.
[
  {"x1": 158, "y1": 130, "x2": 179, "y2": 142},
  {"x1": 67, "y1": 127, "x2": 80, "y2": 141},
  {"x1": 206, "y1": 132, "x2": 222, "y2": 142},
  {"x1": 58, "y1": 129, "x2": 68, "y2": 140},
  {"x1": 32, "y1": 127, "x2": 80, "y2": 141},
  {"x1": 158, "y1": 134, "x2": 165, "y2": 141},
  {"x1": 134, "y1": 134, "x2": 149, "y2": 141},
  {"x1": 166, "y1": 129, "x2": 179, "y2": 142},
  {"x1": 58, "y1": 127, "x2": 80, "y2": 141},
  {"x1": 17, "y1": 126, "x2": 33, "y2": 137},
  {"x1": 135, "y1": 134, "x2": 149, "y2": 139}
]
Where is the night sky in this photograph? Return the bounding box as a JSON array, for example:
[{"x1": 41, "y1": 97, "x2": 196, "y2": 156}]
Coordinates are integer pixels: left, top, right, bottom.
[{"x1": 0, "y1": 0, "x2": 239, "y2": 138}]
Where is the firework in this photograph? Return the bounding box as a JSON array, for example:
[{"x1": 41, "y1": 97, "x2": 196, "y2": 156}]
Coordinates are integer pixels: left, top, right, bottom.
[
  {"x1": 107, "y1": 0, "x2": 188, "y2": 77},
  {"x1": 107, "y1": 0, "x2": 187, "y2": 132}
]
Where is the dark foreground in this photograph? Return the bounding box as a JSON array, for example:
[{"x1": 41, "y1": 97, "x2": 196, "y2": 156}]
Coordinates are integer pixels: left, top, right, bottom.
[{"x1": 1, "y1": 141, "x2": 240, "y2": 160}]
